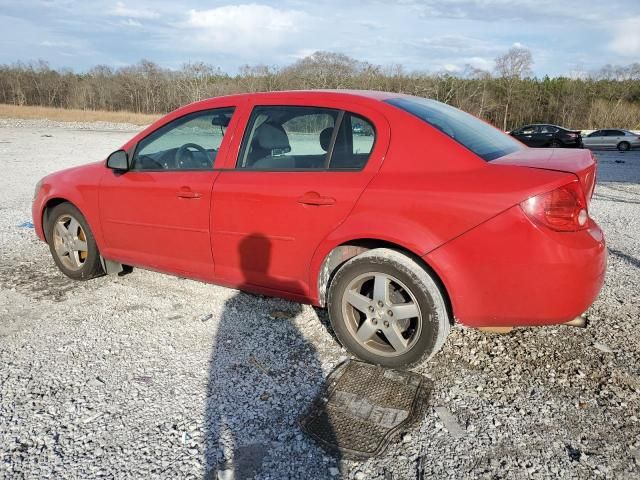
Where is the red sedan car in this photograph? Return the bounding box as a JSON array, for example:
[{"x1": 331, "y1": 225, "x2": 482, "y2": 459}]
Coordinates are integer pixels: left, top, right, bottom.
[{"x1": 32, "y1": 91, "x2": 606, "y2": 368}]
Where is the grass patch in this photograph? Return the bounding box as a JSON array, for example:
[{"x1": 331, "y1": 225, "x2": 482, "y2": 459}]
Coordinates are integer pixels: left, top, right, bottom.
[{"x1": 0, "y1": 104, "x2": 161, "y2": 126}]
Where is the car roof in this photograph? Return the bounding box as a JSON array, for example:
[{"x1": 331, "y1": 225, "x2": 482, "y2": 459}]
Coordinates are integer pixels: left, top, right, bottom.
[
  {"x1": 188, "y1": 89, "x2": 403, "y2": 108},
  {"x1": 524, "y1": 124, "x2": 566, "y2": 129}
]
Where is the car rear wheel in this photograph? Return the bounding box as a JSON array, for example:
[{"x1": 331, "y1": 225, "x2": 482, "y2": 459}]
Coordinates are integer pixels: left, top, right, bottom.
[
  {"x1": 617, "y1": 141, "x2": 631, "y2": 152},
  {"x1": 46, "y1": 203, "x2": 104, "y2": 280},
  {"x1": 550, "y1": 139, "x2": 562, "y2": 148},
  {"x1": 327, "y1": 248, "x2": 450, "y2": 369}
]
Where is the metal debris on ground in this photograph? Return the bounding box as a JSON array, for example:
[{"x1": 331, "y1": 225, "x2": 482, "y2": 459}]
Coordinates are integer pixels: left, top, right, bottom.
[
  {"x1": 18, "y1": 221, "x2": 34, "y2": 228},
  {"x1": 300, "y1": 359, "x2": 430, "y2": 458},
  {"x1": 434, "y1": 406, "x2": 465, "y2": 438},
  {"x1": 593, "y1": 342, "x2": 614, "y2": 353},
  {"x1": 200, "y1": 313, "x2": 214, "y2": 322},
  {"x1": 132, "y1": 375, "x2": 153, "y2": 385}
]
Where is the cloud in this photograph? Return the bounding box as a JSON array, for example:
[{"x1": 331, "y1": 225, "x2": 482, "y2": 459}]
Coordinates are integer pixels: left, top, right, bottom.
[
  {"x1": 412, "y1": 35, "x2": 500, "y2": 55},
  {"x1": 40, "y1": 40, "x2": 73, "y2": 48},
  {"x1": 120, "y1": 18, "x2": 142, "y2": 27},
  {"x1": 416, "y1": 0, "x2": 607, "y2": 22},
  {"x1": 112, "y1": 2, "x2": 159, "y2": 19},
  {"x1": 178, "y1": 4, "x2": 307, "y2": 55},
  {"x1": 441, "y1": 63, "x2": 462, "y2": 72},
  {"x1": 609, "y1": 16, "x2": 640, "y2": 57},
  {"x1": 465, "y1": 56, "x2": 493, "y2": 70}
]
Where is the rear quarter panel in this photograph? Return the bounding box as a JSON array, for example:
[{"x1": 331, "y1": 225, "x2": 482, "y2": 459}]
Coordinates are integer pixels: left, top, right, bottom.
[{"x1": 310, "y1": 105, "x2": 576, "y2": 303}]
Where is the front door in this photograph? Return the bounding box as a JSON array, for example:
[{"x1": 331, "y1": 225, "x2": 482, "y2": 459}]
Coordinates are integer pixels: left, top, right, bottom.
[
  {"x1": 99, "y1": 107, "x2": 236, "y2": 280},
  {"x1": 212, "y1": 102, "x2": 389, "y2": 296}
]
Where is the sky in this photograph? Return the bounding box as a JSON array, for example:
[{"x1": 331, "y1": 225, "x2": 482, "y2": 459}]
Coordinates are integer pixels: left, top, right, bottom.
[{"x1": 0, "y1": 0, "x2": 639, "y2": 76}]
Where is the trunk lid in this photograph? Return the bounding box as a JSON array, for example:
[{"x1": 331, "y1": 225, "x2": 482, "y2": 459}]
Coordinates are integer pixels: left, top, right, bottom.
[{"x1": 492, "y1": 148, "x2": 597, "y2": 204}]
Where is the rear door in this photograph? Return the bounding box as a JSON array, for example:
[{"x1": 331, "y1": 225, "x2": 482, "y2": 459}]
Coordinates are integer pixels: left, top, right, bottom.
[
  {"x1": 536, "y1": 125, "x2": 557, "y2": 146},
  {"x1": 211, "y1": 98, "x2": 389, "y2": 296},
  {"x1": 99, "y1": 107, "x2": 238, "y2": 280},
  {"x1": 606, "y1": 129, "x2": 625, "y2": 148}
]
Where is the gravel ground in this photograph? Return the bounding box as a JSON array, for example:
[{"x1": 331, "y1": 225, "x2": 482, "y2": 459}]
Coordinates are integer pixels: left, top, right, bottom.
[{"x1": 0, "y1": 120, "x2": 639, "y2": 479}]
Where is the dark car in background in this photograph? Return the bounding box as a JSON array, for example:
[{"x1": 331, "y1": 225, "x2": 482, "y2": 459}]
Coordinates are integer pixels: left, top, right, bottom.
[
  {"x1": 510, "y1": 124, "x2": 582, "y2": 148},
  {"x1": 582, "y1": 129, "x2": 640, "y2": 151}
]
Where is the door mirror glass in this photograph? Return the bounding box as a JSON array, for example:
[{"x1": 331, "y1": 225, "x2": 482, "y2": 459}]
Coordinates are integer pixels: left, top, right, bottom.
[{"x1": 107, "y1": 150, "x2": 129, "y2": 170}]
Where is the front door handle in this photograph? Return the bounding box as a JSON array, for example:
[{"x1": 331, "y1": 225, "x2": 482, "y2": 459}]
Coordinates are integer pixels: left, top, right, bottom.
[
  {"x1": 297, "y1": 191, "x2": 335, "y2": 206},
  {"x1": 176, "y1": 187, "x2": 202, "y2": 199}
]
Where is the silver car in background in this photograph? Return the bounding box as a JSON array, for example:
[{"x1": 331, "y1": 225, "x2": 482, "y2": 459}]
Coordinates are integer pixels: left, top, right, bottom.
[{"x1": 582, "y1": 129, "x2": 640, "y2": 151}]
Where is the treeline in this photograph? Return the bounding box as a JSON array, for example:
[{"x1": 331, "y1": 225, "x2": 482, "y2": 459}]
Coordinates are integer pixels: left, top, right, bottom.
[{"x1": 1, "y1": 50, "x2": 639, "y2": 130}]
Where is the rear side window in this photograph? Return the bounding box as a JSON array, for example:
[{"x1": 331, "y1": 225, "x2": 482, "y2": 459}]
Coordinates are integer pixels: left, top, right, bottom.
[
  {"x1": 385, "y1": 97, "x2": 523, "y2": 161},
  {"x1": 237, "y1": 106, "x2": 375, "y2": 170},
  {"x1": 330, "y1": 113, "x2": 375, "y2": 170}
]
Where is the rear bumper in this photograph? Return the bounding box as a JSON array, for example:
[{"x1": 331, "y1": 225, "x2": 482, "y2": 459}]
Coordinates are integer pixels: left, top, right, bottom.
[
  {"x1": 563, "y1": 138, "x2": 582, "y2": 148},
  {"x1": 424, "y1": 205, "x2": 606, "y2": 327}
]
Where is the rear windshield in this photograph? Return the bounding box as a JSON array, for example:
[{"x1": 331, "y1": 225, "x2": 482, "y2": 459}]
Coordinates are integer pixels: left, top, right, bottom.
[{"x1": 385, "y1": 97, "x2": 524, "y2": 161}]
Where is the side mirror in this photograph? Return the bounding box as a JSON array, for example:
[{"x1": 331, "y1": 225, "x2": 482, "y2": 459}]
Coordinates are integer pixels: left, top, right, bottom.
[
  {"x1": 211, "y1": 113, "x2": 231, "y2": 127},
  {"x1": 107, "y1": 150, "x2": 129, "y2": 171}
]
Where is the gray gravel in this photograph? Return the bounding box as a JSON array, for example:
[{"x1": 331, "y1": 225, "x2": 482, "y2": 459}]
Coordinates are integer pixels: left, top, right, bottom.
[{"x1": 1, "y1": 119, "x2": 639, "y2": 479}]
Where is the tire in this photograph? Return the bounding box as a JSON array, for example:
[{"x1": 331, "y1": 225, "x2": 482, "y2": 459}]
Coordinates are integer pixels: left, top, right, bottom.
[
  {"x1": 550, "y1": 139, "x2": 562, "y2": 148},
  {"x1": 617, "y1": 141, "x2": 630, "y2": 152},
  {"x1": 327, "y1": 248, "x2": 450, "y2": 369},
  {"x1": 46, "y1": 202, "x2": 104, "y2": 280}
]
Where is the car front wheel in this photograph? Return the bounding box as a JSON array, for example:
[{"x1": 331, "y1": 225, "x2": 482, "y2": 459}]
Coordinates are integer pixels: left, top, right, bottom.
[
  {"x1": 46, "y1": 202, "x2": 104, "y2": 280},
  {"x1": 327, "y1": 248, "x2": 450, "y2": 369}
]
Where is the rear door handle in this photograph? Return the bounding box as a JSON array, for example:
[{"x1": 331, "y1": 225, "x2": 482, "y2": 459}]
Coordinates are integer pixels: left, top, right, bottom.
[
  {"x1": 297, "y1": 191, "x2": 335, "y2": 206},
  {"x1": 176, "y1": 187, "x2": 202, "y2": 199}
]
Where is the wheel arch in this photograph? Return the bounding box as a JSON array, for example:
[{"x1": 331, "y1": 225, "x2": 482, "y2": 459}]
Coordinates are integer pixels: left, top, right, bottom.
[
  {"x1": 314, "y1": 238, "x2": 454, "y2": 323},
  {"x1": 41, "y1": 197, "x2": 71, "y2": 241},
  {"x1": 41, "y1": 197, "x2": 100, "y2": 247}
]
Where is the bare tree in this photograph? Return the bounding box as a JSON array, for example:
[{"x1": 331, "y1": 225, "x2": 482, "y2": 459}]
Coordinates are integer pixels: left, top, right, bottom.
[
  {"x1": 494, "y1": 46, "x2": 534, "y2": 130},
  {"x1": 1, "y1": 52, "x2": 639, "y2": 130}
]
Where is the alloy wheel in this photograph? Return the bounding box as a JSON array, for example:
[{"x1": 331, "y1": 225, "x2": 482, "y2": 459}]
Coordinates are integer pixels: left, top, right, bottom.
[
  {"x1": 52, "y1": 214, "x2": 89, "y2": 271},
  {"x1": 341, "y1": 272, "x2": 422, "y2": 357}
]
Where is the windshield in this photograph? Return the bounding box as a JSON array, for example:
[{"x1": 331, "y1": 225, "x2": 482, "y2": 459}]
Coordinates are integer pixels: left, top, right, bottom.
[{"x1": 385, "y1": 97, "x2": 524, "y2": 161}]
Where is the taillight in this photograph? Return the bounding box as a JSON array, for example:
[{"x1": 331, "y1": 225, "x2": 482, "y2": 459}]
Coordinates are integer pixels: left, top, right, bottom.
[
  {"x1": 520, "y1": 180, "x2": 589, "y2": 232},
  {"x1": 567, "y1": 133, "x2": 578, "y2": 139}
]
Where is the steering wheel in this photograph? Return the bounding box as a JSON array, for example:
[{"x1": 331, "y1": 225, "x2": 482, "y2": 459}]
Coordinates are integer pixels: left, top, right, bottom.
[{"x1": 176, "y1": 143, "x2": 210, "y2": 169}]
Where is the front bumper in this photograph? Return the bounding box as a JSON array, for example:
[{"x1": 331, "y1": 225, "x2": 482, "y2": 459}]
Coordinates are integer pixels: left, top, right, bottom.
[{"x1": 424, "y1": 205, "x2": 606, "y2": 327}]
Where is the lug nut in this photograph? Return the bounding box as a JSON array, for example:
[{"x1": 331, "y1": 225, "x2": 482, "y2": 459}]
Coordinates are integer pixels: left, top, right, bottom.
[
  {"x1": 387, "y1": 310, "x2": 393, "y2": 317},
  {"x1": 372, "y1": 319, "x2": 378, "y2": 325},
  {"x1": 368, "y1": 305, "x2": 374, "y2": 312},
  {"x1": 383, "y1": 321, "x2": 390, "y2": 328},
  {"x1": 378, "y1": 301, "x2": 384, "y2": 307}
]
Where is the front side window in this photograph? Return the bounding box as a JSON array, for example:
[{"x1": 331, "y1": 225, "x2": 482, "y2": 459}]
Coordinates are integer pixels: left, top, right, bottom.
[
  {"x1": 132, "y1": 108, "x2": 234, "y2": 171},
  {"x1": 237, "y1": 106, "x2": 376, "y2": 170},
  {"x1": 386, "y1": 96, "x2": 524, "y2": 161}
]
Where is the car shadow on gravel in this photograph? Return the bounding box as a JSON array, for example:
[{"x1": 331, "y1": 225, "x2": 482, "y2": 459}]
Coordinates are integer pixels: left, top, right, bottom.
[{"x1": 204, "y1": 233, "x2": 338, "y2": 479}]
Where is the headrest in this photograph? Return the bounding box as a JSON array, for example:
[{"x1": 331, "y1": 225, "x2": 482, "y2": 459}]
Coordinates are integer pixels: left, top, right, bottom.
[
  {"x1": 319, "y1": 127, "x2": 333, "y2": 152},
  {"x1": 255, "y1": 122, "x2": 290, "y2": 151}
]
